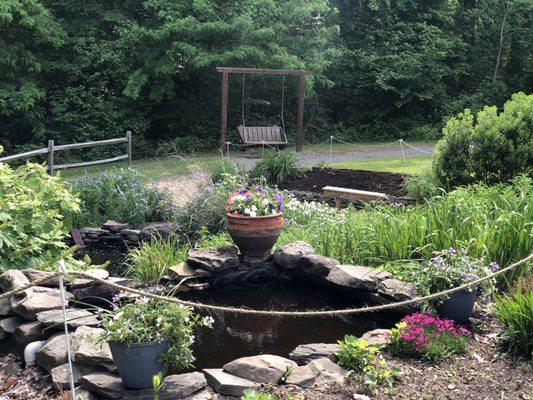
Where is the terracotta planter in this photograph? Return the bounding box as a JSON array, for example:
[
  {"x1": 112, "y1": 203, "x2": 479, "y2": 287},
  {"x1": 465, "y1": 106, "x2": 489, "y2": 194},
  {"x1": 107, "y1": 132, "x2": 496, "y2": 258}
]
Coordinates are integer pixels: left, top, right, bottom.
[{"x1": 227, "y1": 213, "x2": 284, "y2": 262}]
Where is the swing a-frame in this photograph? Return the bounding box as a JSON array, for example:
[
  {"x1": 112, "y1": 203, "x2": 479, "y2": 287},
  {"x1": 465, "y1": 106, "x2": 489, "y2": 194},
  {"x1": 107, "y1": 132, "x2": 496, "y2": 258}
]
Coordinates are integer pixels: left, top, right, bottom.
[{"x1": 217, "y1": 67, "x2": 307, "y2": 154}]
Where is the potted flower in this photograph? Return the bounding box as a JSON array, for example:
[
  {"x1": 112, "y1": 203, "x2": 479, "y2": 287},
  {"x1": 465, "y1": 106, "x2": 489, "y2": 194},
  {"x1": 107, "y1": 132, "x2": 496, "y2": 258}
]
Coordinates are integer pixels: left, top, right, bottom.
[
  {"x1": 101, "y1": 297, "x2": 213, "y2": 389},
  {"x1": 412, "y1": 248, "x2": 495, "y2": 323},
  {"x1": 226, "y1": 187, "x2": 284, "y2": 262}
]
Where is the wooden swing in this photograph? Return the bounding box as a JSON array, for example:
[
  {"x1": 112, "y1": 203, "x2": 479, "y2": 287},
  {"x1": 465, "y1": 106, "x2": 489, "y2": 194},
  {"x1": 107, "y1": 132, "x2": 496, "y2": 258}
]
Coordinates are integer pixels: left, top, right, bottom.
[{"x1": 217, "y1": 67, "x2": 307, "y2": 153}]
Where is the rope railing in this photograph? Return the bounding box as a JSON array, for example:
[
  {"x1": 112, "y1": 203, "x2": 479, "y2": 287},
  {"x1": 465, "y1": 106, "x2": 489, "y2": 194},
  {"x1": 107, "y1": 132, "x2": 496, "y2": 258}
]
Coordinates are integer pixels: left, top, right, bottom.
[{"x1": 2, "y1": 253, "x2": 531, "y2": 317}]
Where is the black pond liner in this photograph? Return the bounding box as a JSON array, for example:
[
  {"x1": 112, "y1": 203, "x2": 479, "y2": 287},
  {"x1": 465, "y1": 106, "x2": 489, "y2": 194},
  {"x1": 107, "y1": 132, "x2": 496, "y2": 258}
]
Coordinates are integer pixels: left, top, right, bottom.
[{"x1": 75, "y1": 244, "x2": 400, "y2": 371}]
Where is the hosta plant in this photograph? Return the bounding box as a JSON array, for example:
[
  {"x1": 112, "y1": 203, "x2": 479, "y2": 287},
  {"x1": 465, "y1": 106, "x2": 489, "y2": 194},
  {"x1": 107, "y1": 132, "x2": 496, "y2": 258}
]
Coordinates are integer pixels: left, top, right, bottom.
[{"x1": 388, "y1": 313, "x2": 469, "y2": 360}]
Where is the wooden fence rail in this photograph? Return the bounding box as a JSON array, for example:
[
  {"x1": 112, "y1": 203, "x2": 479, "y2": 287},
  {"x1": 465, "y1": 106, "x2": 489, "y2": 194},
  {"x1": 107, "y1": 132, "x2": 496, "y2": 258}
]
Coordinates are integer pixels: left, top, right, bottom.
[{"x1": 0, "y1": 131, "x2": 132, "y2": 175}]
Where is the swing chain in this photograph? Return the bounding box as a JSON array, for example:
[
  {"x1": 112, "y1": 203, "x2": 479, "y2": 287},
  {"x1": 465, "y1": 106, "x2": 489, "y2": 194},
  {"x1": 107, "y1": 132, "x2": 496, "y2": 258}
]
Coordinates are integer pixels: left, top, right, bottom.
[{"x1": 241, "y1": 74, "x2": 246, "y2": 127}]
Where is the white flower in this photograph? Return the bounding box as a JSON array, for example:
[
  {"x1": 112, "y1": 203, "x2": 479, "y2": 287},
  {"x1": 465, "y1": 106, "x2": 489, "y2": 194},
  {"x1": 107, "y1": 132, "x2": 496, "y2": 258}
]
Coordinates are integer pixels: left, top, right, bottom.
[
  {"x1": 251, "y1": 205, "x2": 257, "y2": 211},
  {"x1": 250, "y1": 211, "x2": 257, "y2": 217},
  {"x1": 261, "y1": 198, "x2": 269, "y2": 205},
  {"x1": 202, "y1": 316, "x2": 215, "y2": 326},
  {"x1": 244, "y1": 208, "x2": 252, "y2": 215}
]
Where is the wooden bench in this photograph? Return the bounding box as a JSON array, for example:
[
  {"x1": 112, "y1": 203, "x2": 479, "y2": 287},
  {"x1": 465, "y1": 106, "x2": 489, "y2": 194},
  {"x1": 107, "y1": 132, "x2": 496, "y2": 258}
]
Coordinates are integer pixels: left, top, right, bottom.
[{"x1": 322, "y1": 186, "x2": 389, "y2": 209}]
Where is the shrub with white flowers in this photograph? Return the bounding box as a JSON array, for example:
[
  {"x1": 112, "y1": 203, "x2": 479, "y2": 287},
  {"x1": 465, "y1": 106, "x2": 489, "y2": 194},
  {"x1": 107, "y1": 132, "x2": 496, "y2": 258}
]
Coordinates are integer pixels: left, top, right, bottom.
[
  {"x1": 226, "y1": 187, "x2": 283, "y2": 217},
  {"x1": 101, "y1": 297, "x2": 213, "y2": 370}
]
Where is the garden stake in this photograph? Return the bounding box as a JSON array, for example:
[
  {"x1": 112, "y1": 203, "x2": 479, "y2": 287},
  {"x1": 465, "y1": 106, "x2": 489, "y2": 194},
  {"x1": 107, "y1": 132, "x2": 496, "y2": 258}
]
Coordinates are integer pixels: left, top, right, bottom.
[
  {"x1": 399, "y1": 139, "x2": 407, "y2": 167},
  {"x1": 58, "y1": 259, "x2": 76, "y2": 400}
]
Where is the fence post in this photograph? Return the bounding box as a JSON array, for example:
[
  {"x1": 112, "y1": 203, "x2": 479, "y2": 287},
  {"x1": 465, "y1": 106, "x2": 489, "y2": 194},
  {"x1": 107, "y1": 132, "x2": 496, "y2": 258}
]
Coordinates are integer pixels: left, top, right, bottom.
[
  {"x1": 126, "y1": 131, "x2": 132, "y2": 166},
  {"x1": 47, "y1": 140, "x2": 55, "y2": 175}
]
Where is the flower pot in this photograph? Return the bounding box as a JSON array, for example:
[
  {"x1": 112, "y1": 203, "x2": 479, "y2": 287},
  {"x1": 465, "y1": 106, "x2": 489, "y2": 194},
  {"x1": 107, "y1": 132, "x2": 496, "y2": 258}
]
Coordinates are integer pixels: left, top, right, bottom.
[
  {"x1": 109, "y1": 339, "x2": 169, "y2": 389},
  {"x1": 436, "y1": 290, "x2": 476, "y2": 323},
  {"x1": 227, "y1": 213, "x2": 284, "y2": 263}
]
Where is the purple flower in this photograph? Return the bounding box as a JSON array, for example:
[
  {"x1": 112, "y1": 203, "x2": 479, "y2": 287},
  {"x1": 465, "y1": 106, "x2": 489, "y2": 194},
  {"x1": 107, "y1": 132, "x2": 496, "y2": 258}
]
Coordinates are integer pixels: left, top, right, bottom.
[
  {"x1": 273, "y1": 194, "x2": 283, "y2": 213},
  {"x1": 489, "y1": 261, "x2": 499, "y2": 270},
  {"x1": 447, "y1": 247, "x2": 457, "y2": 255},
  {"x1": 237, "y1": 188, "x2": 248, "y2": 195}
]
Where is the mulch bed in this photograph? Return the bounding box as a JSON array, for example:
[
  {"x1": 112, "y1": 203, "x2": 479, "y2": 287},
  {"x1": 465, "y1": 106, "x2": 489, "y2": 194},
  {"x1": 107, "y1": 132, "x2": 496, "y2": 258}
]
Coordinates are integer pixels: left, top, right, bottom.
[{"x1": 279, "y1": 168, "x2": 407, "y2": 197}]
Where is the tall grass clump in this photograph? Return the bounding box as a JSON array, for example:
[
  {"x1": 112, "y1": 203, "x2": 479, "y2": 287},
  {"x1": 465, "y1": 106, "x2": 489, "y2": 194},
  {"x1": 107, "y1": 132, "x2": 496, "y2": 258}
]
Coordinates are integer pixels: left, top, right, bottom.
[
  {"x1": 125, "y1": 236, "x2": 189, "y2": 282},
  {"x1": 71, "y1": 168, "x2": 175, "y2": 227},
  {"x1": 211, "y1": 159, "x2": 246, "y2": 184},
  {"x1": 493, "y1": 284, "x2": 533, "y2": 358},
  {"x1": 252, "y1": 150, "x2": 301, "y2": 185},
  {"x1": 280, "y1": 175, "x2": 532, "y2": 284}
]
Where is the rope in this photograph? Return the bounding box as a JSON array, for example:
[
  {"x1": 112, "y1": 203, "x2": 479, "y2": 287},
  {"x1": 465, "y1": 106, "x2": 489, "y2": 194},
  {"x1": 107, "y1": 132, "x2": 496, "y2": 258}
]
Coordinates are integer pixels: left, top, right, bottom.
[
  {"x1": 1, "y1": 254, "x2": 530, "y2": 317},
  {"x1": 400, "y1": 139, "x2": 433, "y2": 155}
]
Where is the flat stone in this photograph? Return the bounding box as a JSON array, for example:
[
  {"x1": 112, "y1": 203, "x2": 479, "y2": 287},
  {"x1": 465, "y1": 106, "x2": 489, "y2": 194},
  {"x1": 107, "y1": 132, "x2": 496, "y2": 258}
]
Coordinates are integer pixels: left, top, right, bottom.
[
  {"x1": 326, "y1": 265, "x2": 391, "y2": 291},
  {"x1": 378, "y1": 278, "x2": 415, "y2": 301},
  {"x1": 288, "y1": 343, "x2": 339, "y2": 365},
  {"x1": 80, "y1": 372, "x2": 125, "y2": 399},
  {"x1": 120, "y1": 229, "x2": 141, "y2": 242},
  {"x1": 0, "y1": 316, "x2": 23, "y2": 334},
  {"x1": 273, "y1": 242, "x2": 315, "y2": 269},
  {"x1": 22, "y1": 269, "x2": 61, "y2": 287},
  {"x1": 298, "y1": 254, "x2": 339, "y2": 276},
  {"x1": 102, "y1": 220, "x2": 130, "y2": 232},
  {"x1": 285, "y1": 365, "x2": 318, "y2": 388},
  {"x1": 70, "y1": 277, "x2": 130, "y2": 302},
  {"x1": 37, "y1": 309, "x2": 100, "y2": 329},
  {"x1": 0, "y1": 298, "x2": 12, "y2": 316},
  {"x1": 72, "y1": 387, "x2": 98, "y2": 400},
  {"x1": 139, "y1": 222, "x2": 180, "y2": 240},
  {"x1": 72, "y1": 269, "x2": 110, "y2": 287},
  {"x1": 13, "y1": 321, "x2": 48, "y2": 346},
  {"x1": 80, "y1": 228, "x2": 109, "y2": 237},
  {"x1": 360, "y1": 329, "x2": 391, "y2": 347},
  {"x1": 353, "y1": 395, "x2": 371, "y2": 400},
  {"x1": 223, "y1": 354, "x2": 297, "y2": 384},
  {"x1": 50, "y1": 363, "x2": 100, "y2": 390},
  {"x1": 203, "y1": 369, "x2": 258, "y2": 397},
  {"x1": 11, "y1": 288, "x2": 74, "y2": 321},
  {"x1": 36, "y1": 333, "x2": 70, "y2": 371},
  {"x1": 160, "y1": 372, "x2": 207, "y2": 398},
  {"x1": 168, "y1": 262, "x2": 197, "y2": 280},
  {"x1": 187, "y1": 247, "x2": 239, "y2": 272},
  {"x1": 0, "y1": 270, "x2": 30, "y2": 292},
  {"x1": 72, "y1": 326, "x2": 114, "y2": 369},
  {"x1": 308, "y1": 358, "x2": 348, "y2": 385}
]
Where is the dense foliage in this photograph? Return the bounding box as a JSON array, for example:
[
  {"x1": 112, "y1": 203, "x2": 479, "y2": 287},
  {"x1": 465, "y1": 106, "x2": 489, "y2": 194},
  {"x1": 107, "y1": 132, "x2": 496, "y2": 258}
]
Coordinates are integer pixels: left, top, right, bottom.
[
  {"x1": 70, "y1": 169, "x2": 175, "y2": 228},
  {"x1": 0, "y1": 149, "x2": 80, "y2": 271},
  {"x1": 252, "y1": 151, "x2": 301, "y2": 185},
  {"x1": 1, "y1": 0, "x2": 531, "y2": 156},
  {"x1": 433, "y1": 92, "x2": 532, "y2": 189}
]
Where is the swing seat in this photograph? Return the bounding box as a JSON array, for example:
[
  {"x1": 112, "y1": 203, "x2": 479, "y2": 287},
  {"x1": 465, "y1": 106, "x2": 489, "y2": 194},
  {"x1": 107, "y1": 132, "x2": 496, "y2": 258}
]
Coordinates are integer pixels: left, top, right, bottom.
[{"x1": 237, "y1": 125, "x2": 288, "y2": 147}]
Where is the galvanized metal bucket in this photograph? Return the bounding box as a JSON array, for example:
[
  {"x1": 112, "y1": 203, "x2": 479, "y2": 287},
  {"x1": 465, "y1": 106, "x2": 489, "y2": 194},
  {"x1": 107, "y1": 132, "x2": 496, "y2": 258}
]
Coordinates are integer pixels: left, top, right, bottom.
[{"x1": 109, "y1": 339, "x2": 169, "y2": 389}]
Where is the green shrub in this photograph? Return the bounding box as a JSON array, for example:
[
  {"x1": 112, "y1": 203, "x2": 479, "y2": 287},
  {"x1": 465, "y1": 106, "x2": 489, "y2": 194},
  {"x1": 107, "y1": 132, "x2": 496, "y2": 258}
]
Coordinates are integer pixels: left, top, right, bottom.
[
  {"x1": 241, "y1": 390, "x2": 277, "y2": 400},
  {"x1": 0, "y1": 153, "x2": 80, "y2": 271},
  {"x1": 125, "y1": 236, "x2": 189, "y2": 282},
  {"x1": 70, "y1": 168, "x2": 175, "y2": 228},
  {"x1": 336, "y1": 336, "x2": 398, "y2": 394},
  {"x1": 433, "y1": 92, "x2": 533, "y2": 190},
  {"x1": 211, "y1": 159, "x2": 246, "y2": 184},
  {"x1": 404, "y1": 169, "x2": 440, "y2": 201},
  {"x1": 252, "y1": 150, "x2": 301, "y2": 185},
  {"x1": 493, "y1": 286, "x2": 533, "y2": 358},
  {"x1": 156, "y1": 135, "x2": 217, "y2": 155}
]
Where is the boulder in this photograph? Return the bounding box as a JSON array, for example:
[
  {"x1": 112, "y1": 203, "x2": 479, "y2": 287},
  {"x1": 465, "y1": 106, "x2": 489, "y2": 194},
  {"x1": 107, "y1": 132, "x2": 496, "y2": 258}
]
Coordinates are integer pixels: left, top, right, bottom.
[
  {"x1": 0, "y1": 298, "x2": 12, "y2": 316},
  {"x1": 37, "y1": 309, "x2": 100, "y2": 329},
  {"x1": 102, "y1": 220, "x2": 130, "y2": 232},
  {"x1": 11, "y1": 288, "x2": 74, "y2": 321},
  {"x1": 285, "y1": 365, "x2": 318, "y2": 388},
  {"x1": 13, "y1": 321, "x2": 48, "y2": 346},
  {"x1": 273, "y1": 242, "x2": 314, "y2": 269},
  {"x1": 71, "y1": 269, "x2": 110, "y2": 288},
  {"x1": 0, "y1": 270, "x2": 30, "y2": 292},
  {"x1": 223, "y1": 354, "x2": 297, "y2": 384},
  {"x1": 36, "y1": 333, "x2": 70, "y2": 371},
  {"x1": 360, "y1": 329, "x2": 391, "y2": 347},
  {"x1": 187, "y1": 247, "x2": 239, "y2": 273},
  {"x1": 80, "y1": 228, "x2": 109, "y2": 238},
  {"x1": 139, "y1": 222, "x2": 180, "y2": 240},
  {"x1": 72, "y1": 388, "x2": 98, "y2": 400},
  {"x1": 70, "y1": 277, "x2": 130, "y2": 302},
  {"x1": 326, "y1": 265, "x2": 391, "y2": 291},
  {"x1": 22, "y1": 269, "x2": 61, "y2": 287},
  {"x1": 0, "y1": 316, "x2": 23, "y2": 335},
  {"x1": 120, "y1": 229, "x2": 141, "y2": 242},
  {"x1": 308, "y1": 358, "x2": 349, "y2": 385},
  {"x1": 203, "y1": 369, "x2": 259, "y2": 397},
  {"x1": 80, "y1": 372, "x2": 125, "y2": 399},
  {"x1": 298, "y1": 254, "x2": 339, "y2": 277},
  {"x1": 50, "y1": 363, "x2": 100, "y2": 390},
  {"x1": 288, "y1": 343, "x2": 339, "y2": 365},
  {"x1": 72, "y1": 326, "x2": 114, "y2": 369},
  {"x1": 378, "y1": 278, "x2": 415, "y2": 301},
  {"x1": 160, "y1": 372, "x2": 207, "y2": 398},
  {"x1": 168, "y1": 262, "x2": 198, "y2": 280}
]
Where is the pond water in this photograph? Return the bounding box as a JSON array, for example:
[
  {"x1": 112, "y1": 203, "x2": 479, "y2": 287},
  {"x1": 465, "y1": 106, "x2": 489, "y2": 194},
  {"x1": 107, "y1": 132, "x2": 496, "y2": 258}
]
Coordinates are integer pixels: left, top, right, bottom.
[{"x1": 178, "y1": 281, "x2": 400, "y2": 370}]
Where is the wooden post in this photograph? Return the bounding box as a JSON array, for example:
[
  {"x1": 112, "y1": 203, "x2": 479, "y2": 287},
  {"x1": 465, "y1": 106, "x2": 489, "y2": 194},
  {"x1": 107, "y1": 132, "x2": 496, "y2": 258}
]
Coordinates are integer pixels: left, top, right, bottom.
[
  {"x1": 296, "y1": 72, "x2": 306, "y2": 152},
  {"x1": 126, "y1": 130, "x2": 132, "y2": 166},
  {"x1": 47, "y1": 140, "x2": 55, "y2": 175},
  {"x1": 220, "y1": 71, "x2": 229, "y2": 154}
]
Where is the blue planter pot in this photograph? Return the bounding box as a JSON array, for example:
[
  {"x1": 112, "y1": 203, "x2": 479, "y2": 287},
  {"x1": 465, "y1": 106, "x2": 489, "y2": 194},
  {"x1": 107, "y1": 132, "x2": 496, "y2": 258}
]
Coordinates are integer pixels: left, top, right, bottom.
[
  {"x1": 436, "y1": 290, "x2": 476, "y2": 323},
  {"x1": 109, "y1": 339, "x2": 169, "y2": 389}
]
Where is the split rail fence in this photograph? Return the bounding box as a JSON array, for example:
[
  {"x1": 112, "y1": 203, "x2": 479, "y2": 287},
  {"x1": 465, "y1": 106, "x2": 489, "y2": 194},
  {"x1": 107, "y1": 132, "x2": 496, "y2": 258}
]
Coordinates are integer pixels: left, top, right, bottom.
[{"x1": 0, "y1": 131, "x2": 132, "y2": 174}]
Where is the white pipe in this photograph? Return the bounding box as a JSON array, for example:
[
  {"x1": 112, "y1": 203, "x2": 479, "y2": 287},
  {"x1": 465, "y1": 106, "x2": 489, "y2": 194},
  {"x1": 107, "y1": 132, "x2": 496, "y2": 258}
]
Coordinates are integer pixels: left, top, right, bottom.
[{"x1": 24, "y1": 340, "x2": 44, "y2": 366}]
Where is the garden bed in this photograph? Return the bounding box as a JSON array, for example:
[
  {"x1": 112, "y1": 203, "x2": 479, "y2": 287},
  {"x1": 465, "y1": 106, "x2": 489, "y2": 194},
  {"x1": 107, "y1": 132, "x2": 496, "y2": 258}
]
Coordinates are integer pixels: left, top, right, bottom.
[{"x1": 279, "y1": 168, "x2": 406, "y2": 197}]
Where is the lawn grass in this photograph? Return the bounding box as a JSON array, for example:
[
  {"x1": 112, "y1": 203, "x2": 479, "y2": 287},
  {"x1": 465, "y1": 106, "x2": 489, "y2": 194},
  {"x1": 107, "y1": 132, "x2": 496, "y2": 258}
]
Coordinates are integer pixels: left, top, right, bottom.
[{"x1": 332, "y1": 155, "x2": 432, "y2": 175}]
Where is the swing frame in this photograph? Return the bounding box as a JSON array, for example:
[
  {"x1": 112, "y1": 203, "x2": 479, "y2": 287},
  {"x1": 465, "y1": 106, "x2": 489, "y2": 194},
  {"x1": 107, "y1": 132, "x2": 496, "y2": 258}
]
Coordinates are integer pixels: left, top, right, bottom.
[{"x1": 216, "y1": 67, "x2": 307, "y2": 154}]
